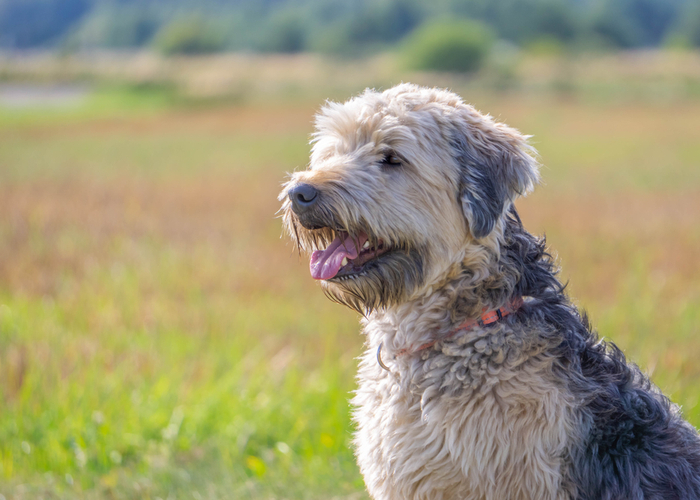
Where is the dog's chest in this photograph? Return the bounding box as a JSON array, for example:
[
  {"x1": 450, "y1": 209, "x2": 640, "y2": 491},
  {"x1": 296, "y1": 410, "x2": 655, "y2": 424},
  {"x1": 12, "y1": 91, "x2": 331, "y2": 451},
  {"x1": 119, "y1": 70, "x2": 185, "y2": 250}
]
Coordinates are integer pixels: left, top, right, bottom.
[{"x1": 352, "y1": 340, "x2": 576, "y2": 500}]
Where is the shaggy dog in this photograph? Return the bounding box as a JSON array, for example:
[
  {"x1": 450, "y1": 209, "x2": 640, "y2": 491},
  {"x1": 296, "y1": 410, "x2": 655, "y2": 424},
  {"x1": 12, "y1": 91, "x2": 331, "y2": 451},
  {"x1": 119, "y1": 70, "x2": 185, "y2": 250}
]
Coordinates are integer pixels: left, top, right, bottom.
[{"x1": 279, "y1": 84, "x2": 700, "y2": 500}]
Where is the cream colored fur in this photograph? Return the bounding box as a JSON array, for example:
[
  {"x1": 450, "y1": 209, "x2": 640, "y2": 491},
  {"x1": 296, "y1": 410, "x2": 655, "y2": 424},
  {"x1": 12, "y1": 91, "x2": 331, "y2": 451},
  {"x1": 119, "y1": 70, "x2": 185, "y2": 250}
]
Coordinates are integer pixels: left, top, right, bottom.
[{"x1": 354, "y1": 300, "x2": 580, "y2": 500}]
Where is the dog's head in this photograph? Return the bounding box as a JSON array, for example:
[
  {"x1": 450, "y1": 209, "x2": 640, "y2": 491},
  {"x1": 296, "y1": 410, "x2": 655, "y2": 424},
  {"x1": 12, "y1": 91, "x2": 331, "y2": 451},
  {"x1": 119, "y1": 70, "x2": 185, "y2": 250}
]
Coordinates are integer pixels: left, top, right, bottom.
[{"x1": 279, "y1": 84, "x2": 539, "y2": 313}]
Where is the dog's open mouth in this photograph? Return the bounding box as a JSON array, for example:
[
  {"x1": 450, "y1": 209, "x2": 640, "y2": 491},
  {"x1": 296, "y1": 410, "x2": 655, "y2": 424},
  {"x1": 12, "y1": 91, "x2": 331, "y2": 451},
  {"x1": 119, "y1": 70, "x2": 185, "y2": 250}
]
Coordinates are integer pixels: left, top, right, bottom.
[{"x1": 309, "y1": 231, "x2": 390, "y2": 280}]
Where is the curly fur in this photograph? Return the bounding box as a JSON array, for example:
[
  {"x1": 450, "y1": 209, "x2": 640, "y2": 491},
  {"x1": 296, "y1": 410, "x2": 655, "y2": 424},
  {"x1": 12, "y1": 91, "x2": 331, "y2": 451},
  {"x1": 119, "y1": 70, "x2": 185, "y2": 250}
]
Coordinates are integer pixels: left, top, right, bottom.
[{"x1": 279, "y1": 84, "x2": 700, "y2": 500}]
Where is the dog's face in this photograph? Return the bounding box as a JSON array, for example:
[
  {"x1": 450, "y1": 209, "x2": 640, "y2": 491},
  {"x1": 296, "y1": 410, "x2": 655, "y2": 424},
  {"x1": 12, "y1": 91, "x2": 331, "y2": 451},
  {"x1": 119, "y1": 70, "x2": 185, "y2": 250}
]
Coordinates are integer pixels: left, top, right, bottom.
[{"x1": 279, "y1": 84, "x2": 539, "y2": 313}]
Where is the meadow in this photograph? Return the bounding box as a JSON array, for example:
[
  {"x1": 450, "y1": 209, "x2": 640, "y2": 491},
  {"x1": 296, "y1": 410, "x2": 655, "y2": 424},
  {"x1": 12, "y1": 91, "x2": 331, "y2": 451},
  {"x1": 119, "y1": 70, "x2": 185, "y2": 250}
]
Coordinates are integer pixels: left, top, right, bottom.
[{"x1": 1, "y1": 52, "x2": 699, "y2": 499}]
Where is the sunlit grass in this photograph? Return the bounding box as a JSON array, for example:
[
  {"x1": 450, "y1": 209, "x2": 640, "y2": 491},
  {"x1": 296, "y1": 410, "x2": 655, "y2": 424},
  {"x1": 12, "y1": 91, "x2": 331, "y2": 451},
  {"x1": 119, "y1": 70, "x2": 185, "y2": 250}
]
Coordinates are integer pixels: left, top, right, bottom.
[
  {"x1": 1, "y1": 66, "x2": 699, "y2": 498},
  {"x1": 0, "y1": 171, "x2": 364, "y2": 498}
]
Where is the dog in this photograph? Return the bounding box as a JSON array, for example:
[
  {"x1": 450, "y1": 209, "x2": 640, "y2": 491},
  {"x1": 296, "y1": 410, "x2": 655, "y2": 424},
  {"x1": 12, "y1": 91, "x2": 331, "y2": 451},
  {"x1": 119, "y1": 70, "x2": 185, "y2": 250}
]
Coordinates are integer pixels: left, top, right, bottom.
[{"x1": 279, "y1": 84, "x2": 700, "y2": 500}]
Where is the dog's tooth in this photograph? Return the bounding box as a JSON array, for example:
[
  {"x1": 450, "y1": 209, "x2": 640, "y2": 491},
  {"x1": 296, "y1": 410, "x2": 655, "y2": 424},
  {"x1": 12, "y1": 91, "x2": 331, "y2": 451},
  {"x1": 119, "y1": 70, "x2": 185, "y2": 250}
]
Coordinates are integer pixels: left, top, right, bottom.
[
  {"x1": 363, "y1": 241, "x2": 370, "y2": 249},
  {"x1": 342, "y1": 257, "x2": 348, "y2": 266}
]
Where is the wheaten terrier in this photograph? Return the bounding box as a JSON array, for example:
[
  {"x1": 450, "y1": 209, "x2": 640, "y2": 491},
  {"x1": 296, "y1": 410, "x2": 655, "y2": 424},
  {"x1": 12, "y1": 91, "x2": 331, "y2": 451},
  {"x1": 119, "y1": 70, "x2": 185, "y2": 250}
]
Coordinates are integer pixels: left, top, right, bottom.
[{"x1": 279, "y1": 83, "x2": 700, "y2": 500}]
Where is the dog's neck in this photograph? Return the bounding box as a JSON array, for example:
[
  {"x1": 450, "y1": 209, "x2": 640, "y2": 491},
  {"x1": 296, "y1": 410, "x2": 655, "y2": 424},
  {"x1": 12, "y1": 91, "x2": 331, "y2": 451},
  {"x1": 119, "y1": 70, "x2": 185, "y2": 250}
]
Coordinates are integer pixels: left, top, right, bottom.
[
  {"x1": 363, "y1": 210, "x2": 559, "y2": 356},
  {"x1": 363, "y1": 259, "x2": 516, "y2": 356}
]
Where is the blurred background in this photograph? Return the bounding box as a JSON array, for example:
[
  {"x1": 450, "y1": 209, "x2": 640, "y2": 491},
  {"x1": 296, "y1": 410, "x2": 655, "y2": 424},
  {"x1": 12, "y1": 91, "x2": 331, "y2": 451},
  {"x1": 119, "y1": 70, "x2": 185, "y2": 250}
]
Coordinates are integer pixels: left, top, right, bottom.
[{"x1": 1, "y1": 0, "x2": 699, "y2": 498}]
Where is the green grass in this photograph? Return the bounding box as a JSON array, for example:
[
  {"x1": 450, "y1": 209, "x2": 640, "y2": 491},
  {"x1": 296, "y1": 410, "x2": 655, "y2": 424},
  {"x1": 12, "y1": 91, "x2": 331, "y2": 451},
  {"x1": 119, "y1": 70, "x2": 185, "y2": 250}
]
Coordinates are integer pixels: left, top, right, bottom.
[
  {"x1": 0, "y1": 87, "x2": 367, "y2": 498},
  {"x1": 0, "y1": 84, "x2": 182, "y2": 128},
  {"x1": 0, "y1": 184, "x2": 365, "y2": 499},
  {"x1": 1, "y1": 68, "x2": 700, "y2": 499}
]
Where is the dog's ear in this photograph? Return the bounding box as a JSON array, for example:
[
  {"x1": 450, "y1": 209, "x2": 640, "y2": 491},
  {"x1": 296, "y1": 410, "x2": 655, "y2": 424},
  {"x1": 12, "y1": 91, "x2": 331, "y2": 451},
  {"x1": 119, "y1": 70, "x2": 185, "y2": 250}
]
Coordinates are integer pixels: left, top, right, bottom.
[{"x1": 452, "y1": 115, "x2": 539, "y2": 239}]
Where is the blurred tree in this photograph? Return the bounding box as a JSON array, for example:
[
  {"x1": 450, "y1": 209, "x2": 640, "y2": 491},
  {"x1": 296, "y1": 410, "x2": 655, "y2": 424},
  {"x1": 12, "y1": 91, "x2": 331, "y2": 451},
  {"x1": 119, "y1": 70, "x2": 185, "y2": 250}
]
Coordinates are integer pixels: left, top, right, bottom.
[
  {"x1": 589, "y1": 0, "x2": 682, "y2": 48},
  {"x1": 346, "y1": 0, "x2": 423, "y2": 45},
  {"x1": 531, "y1": 0, "x2": 579, "y2": 43},
  {"x1": 402, "y1": 19, "x2": 494, "y2": 73},
  {"x1": 71, "y1": 5, "x2": 157, "y2": 48},
  {"x1": 0, "y1": 0, "x2": 89, "y2": 48},
  {"x1": 444, "y1": 0, "x2": 535, "y2": 44},
  {"x1": 679, "y1": 2, "x2": 700, "y2": 47},
  {"x1": 591, "y1": 15, "x2": 636, "y2": 47},
  {"x1": 0, "y1": 0, "x2": 691, "y2": 52},
  {"x1": 153, "y1": 17, "x2": 225, "y2": 55},
  {"x1": 310, "y1": 0, "x2": 424, "y2": 56},
  {"x1": 261, "y1": 10, "x2": 308, "y2": 53},
  {"x1": 589, "y1": 1, "x2": 640, "y2": 47},
  {"x1": 624, "y1": 0, "x2": 680, "y2": 46}
]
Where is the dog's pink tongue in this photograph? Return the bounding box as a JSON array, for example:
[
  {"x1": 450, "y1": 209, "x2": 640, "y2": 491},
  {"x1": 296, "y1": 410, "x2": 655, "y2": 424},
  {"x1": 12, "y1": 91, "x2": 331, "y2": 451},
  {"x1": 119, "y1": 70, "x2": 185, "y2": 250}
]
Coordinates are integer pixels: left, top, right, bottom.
[{"x1": 310, "y1": 233, "x2": 367, "y2": 280}]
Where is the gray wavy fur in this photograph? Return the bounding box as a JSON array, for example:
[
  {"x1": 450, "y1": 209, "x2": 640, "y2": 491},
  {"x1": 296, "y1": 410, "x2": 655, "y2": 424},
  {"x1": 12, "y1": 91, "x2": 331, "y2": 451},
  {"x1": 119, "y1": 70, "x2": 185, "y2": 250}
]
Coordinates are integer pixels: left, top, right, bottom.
[{"x1": 499, "y1": 209, "x2": 700, "y2": 498}]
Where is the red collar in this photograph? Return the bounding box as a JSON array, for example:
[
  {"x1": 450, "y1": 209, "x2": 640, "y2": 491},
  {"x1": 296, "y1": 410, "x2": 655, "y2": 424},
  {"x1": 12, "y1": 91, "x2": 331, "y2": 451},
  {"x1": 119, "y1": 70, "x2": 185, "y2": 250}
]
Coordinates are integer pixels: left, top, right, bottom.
[{"x1": 377, "y1": 297, "x2": 524, "y2": 370}]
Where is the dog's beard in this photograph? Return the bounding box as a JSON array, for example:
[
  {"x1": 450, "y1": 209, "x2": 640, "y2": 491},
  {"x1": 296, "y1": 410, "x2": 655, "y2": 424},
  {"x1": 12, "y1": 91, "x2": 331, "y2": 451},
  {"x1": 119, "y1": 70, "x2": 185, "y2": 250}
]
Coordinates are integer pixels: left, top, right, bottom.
[
  {"x1": 320, "y1": 249, "x2": 425, "y2": 314},
  {"x1": 283, "y1": 206, "x2": 426, "y2": 313},
  {"x1": 282, "y1": 207, "x2": 338, "y2": 253}
]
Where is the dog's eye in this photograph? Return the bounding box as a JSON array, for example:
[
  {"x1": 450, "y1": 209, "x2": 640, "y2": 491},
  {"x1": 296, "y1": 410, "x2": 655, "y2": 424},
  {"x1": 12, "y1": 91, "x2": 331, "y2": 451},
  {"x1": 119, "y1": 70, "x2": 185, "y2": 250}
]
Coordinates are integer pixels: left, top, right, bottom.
[{"x1": 380, "y1": 153, "x2": 403, "y2": 168}]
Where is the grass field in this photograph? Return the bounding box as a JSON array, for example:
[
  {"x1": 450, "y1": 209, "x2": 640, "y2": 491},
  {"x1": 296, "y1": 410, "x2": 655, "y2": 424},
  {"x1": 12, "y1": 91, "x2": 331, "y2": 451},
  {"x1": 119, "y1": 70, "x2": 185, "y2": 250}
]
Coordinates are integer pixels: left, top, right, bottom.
[{"x1": 1, "y1": 53, "x2": 700, "y2": 499}]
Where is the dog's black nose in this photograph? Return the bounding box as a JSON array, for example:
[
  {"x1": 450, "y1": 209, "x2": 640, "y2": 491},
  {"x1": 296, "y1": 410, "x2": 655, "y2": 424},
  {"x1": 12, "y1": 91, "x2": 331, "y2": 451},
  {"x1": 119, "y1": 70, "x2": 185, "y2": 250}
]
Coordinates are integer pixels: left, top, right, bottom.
[{"x1": 288, "y1": 184, "x2": 319, "y2": 214}]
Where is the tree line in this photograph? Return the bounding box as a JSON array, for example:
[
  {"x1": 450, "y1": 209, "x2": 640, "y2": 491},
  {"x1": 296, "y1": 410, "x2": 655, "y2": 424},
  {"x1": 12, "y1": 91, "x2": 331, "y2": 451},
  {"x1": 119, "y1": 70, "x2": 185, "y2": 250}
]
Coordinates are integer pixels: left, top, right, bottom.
[{"x1": 1, "y1": 0, "x2": 699, "y2": 55}]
